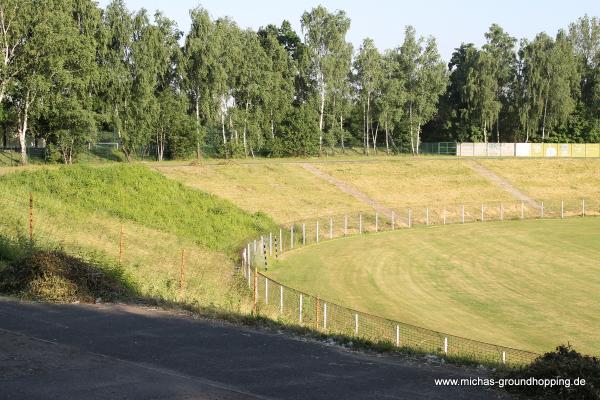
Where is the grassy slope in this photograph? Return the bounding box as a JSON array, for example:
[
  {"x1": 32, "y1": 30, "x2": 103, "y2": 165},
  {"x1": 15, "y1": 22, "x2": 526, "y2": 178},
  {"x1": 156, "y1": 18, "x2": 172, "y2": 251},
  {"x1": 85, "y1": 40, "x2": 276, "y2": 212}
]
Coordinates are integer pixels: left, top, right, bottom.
[
  {"x1": 268, "y1": 218, "x2": 600, "y2": 355},
  {"x1": 155, "y1": 163, "x2": 367, "y2": 223},
  {"x1": 480, "y1": 159, "x2": 600, "y2": 201},
  {"x1": 0, "y1": 165, "x2": 276, "y2": 309}
]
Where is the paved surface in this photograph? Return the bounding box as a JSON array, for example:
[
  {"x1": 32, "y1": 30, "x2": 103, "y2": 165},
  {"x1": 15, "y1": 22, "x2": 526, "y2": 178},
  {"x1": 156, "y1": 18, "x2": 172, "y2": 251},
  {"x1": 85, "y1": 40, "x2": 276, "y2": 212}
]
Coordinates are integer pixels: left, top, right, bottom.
[{"x1": 0, "y1": 299, "x2": 511, "y2": 400}]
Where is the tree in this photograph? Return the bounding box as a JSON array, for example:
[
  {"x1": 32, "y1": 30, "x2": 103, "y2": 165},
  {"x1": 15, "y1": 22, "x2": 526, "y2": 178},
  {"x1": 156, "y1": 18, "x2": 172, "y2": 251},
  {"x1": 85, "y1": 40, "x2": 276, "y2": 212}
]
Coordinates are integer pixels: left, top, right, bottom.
[
  {"x1": 378, "y1": 50, "x2": 406, "y2": 154},
  {"x1": 354, "y1": 38, "x2": 383, "y2": 154},
  {"x1": 301, "y1": 6, "x2": 351, "y2": 154},
  {"x1": 398, "y1": 26, "x2": 447, "y2": 154}
]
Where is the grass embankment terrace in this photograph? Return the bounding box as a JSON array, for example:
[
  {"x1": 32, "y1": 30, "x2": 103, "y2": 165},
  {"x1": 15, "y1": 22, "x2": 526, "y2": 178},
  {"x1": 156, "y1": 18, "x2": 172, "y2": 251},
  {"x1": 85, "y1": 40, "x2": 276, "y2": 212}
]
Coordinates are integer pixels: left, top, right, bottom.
[
  {"x1": 268, "y1": 218, "x2": 600, "y2": 355},
  {"x1": 0, "y1": 165, "x2": 276, "y2": 309}
]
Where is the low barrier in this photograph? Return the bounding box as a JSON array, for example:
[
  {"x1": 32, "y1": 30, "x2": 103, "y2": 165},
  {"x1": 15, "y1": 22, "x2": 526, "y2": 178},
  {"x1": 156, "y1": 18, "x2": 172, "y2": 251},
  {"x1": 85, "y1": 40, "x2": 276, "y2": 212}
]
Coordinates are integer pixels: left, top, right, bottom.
[{"x1": 241, "y1": 198, "x2": 600, "y2": 366}]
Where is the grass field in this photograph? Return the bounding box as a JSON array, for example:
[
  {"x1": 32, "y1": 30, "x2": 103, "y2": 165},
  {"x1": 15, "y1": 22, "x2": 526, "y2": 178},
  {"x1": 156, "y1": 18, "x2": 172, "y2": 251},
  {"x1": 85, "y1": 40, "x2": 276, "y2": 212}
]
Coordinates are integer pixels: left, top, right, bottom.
[{"x1": 268, "y1": 217, "x2": 600, "y2": 355}]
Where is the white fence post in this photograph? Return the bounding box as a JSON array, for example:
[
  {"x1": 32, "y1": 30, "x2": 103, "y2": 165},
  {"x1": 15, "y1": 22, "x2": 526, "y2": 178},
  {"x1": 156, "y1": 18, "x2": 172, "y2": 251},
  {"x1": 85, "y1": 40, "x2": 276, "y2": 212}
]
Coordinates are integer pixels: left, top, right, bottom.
[
  {"x1": 541, "y1": 202, "x2": 544, "y2": 218},
  {"x1": 561, "y1": 201, "x2": 564, "y2": 219},
  {"x1": 396, "y1": 325, "x2": 400, "y2": 347},
  {"x1": 323, "y1": 303, "x2": 327, "y2": 330},
  {"x1": 444, "y1": 336, "x2": 448, "y2": 355},
  {"x1": 302, "y1": 223, "x2": 306, "y2": 245},
  {"x1": 291, "y1": 226, "x2": 294, "y2": 249},
  {"x1": 299, "y1": 294, "x2": 303, "y2": 324},
  {"x1": 391, "y1": 211, "x2": 395, "y2": 230},
  {"x1": 344, "y1": 215, "x2": 348, "y2": 236},
  {"x1": 426, "y1": 208, "x2": 429, "y2": 226},
  {"x1": 316, "y1": 220, "x2": 319, "y2": 243},
  {"x1": 461, "y1": 205, "x2": 465, "y2": 224},
  {"x1": 354, "y1": 313, "x2": 359, "y2": 335},
  {"x1": 253, "y1": 239, "x2": 257, "y2": 254},
  {"x1": 359, "y1": 214, "x2": 362, "y2": 234},
  {"x1": 521, "y1": 201, "x2": 524, "y2": 219},
  {"x1": 375, "y1": 213, "x2": 378, "y2": 232},
  {"x1": 265, "y1": 278, "x2": 268, "y2": 304},
  {"x1": 329, "y1": 217, "x2": 333, "y2": 239},
  {"x1": 480, "y1": 204, "x2": 484, "y2": 221},
  {"x1": 408, "y1": 209, "x2": 412, "y2": 228},
  {"x1": 502, "y1": 351, "x2": 506, "y2": 364},
  {"x1": 280, "y1": 285, "x2": 283, "y2": 314},
  {"x1": 247, "y1": 243, "x2": 251, "y2": 268}
]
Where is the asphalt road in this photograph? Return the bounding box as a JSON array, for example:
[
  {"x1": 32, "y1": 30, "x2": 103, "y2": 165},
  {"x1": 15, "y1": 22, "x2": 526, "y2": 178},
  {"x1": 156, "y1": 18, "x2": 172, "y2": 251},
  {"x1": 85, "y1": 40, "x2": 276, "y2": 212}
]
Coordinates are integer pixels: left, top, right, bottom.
[{"x1": 0, "y1": 298, "x2": 511, "y2": 400}]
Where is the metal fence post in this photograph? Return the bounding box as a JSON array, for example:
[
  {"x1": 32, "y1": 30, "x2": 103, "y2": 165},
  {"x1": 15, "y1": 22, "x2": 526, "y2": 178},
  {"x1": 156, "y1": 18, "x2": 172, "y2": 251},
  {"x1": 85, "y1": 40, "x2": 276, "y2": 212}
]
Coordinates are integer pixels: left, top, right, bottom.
[
  {"x1": 265, "y1": 277, "x2": 269, "y2": 304},
  {"x1": 444, "y1": 337, "x2": 448, "y2": 355},
  {"x1": 354, "y1": 313, "x2": 359, "y2": 335},
  {"x1": 396, "y1": 325, "x2": 400, "y2": 347},
  {"x1": 502, "y1": 351, "x2": 506, "y2": 364},
  {"x1": 561, "y1": 201, "x2": 564, "y2": 219},
  {"x1": 299, "y1": 294, "x2": 303, "y2": 324},
  {"x1": 323, "y1": 303, "x2": 327, "y2": 330},
  {"x1": 280, "y1": 285, "x2": 283, "y2": 314},
  {"x1": 302, "y1": 223, "x2": 306, "y2": 245}
]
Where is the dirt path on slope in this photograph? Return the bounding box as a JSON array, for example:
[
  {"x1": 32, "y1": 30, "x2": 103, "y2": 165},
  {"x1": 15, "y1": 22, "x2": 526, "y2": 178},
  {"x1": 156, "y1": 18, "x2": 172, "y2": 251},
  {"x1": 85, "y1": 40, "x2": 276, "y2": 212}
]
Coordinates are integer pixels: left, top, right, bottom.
[
  {"x1": 301, "y1": 162, "x2": 396, "y2": 218},
  {"x1": 464, "y1": 160, "x2": 540, "y2": 208}
]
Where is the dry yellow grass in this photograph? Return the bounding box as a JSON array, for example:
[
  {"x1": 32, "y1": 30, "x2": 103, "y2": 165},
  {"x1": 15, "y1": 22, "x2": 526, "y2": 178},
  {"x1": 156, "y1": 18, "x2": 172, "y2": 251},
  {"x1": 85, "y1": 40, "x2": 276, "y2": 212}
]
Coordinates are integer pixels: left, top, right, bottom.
[
  {"x1": 479, "y1": 159, "x2": 600, "y2": 201},
  {"x1": 155, "y1": 163, "x2": 367, "y2": 223}
]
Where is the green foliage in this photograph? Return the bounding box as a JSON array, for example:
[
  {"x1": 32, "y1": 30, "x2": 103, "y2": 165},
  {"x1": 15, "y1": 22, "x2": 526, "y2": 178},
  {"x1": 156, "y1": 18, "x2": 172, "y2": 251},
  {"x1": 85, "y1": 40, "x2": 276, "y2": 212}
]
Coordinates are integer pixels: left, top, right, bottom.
[
  {"x1": 271, "y1": 106, "x2": 319, "y2": 156},
  {"x1": 0, "y1": 165, "x2": 277, "y2": 254},
  {"x1": 500, "y1": 345, "x2": 600, "y2": 399}
]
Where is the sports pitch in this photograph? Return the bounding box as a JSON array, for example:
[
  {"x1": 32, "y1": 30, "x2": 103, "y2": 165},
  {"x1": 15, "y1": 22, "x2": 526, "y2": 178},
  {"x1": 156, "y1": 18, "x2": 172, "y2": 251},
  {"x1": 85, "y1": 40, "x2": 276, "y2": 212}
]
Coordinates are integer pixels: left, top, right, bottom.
[{"x1": 268, "y1": 217, "x2": 600, "y2": 354}]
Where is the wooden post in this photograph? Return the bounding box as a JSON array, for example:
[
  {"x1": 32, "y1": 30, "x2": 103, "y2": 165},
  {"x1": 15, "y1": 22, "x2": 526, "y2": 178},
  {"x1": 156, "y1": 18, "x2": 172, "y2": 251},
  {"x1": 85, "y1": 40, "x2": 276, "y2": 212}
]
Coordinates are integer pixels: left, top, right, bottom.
[
  {"x1": 274, "y1": 236, "x2": 279, "y2": 259},
  {"x1": 29, "y1": 193, "x2": 33, "y2": 242},
  {"x1": 253, "y1": 268, "x2": 258, "y2": 315},
  {"x1": 263, "y1": 239, "x2": 268, "y2": 271},
  {"x1": 119, "y1": 225, "x2": 124, "y2": 264},
  {"x1": 179, "y1": 249, "x2": 185, "y2": 302}
]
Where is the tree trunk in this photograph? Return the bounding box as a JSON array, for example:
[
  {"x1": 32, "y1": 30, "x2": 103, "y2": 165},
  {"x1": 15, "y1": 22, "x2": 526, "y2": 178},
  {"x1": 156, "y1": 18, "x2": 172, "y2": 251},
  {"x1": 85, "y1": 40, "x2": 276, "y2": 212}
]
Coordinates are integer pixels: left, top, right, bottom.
[
  {"x1": 340, "y1": 115, "x2": 344, "y2": 154},
  {"x1": 416, "y1": 124, "x2": 421, "y2": 155},
  {"x1": 385, "y1": 121, "x2": 389, "y2": 155},
  {"x1": 243, "y1": 101, "x2": 249, "y2": 157},
  {"x1": 409, "y1": 103, "x2": 415, "y2": 156},
  {"x1": 195, "y1": 94, "x2": 201, "y2": 159},
  {"x1": 542, "y1": 95, "x2": 548, "y2": 142},
  {"x1": 319, "y1": 82, "x2": 325, "y2": 155},
  {"x1": 367, "y1": 94, "x2": 371, "y2": 155},
  {"x1": 372, "y1": 122, "x2": 378, "y2": 154},
  {"x1": 17, "y1": 92, "x2": 30, "y2": 165}
]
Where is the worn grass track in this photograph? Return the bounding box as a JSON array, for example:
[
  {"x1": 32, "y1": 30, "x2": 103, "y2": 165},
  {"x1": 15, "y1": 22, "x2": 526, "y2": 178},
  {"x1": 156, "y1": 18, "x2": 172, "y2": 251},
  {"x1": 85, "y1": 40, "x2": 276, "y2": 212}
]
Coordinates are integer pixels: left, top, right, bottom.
[{"x1": 268, "y1": 218, "x2": 600, "y2": 355}]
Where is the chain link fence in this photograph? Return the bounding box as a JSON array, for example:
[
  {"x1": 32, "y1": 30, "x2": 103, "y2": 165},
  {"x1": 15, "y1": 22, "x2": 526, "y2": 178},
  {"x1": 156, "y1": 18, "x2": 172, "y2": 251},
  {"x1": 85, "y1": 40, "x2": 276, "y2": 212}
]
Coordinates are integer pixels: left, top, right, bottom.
[{"x1": 242, "y1": 198, "x2": 600, "y2": 366}]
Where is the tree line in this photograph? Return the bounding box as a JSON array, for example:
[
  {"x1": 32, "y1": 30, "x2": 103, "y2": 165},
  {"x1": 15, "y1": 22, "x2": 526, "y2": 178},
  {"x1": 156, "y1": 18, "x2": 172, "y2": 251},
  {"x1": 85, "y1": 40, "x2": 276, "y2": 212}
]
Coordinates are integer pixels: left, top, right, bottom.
[{"x1": 1, "y1": 0, "x2": 598, "y2": 164}]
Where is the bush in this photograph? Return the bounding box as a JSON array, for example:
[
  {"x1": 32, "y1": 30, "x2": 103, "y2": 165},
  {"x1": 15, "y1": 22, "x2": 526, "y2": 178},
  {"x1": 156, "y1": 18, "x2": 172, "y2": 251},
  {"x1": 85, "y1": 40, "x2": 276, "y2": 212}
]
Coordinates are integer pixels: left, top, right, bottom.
[
  {"x1": 499, "y1": 345, "x2": 600, "y2": 399},
  {"x1": 0, "y1": 248, "x2": 134, "y2": 303}
]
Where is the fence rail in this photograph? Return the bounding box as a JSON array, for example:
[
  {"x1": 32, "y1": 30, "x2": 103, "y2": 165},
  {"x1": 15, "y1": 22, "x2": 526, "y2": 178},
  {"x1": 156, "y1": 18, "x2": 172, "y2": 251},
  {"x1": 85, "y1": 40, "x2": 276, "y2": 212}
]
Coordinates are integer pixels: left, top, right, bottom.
[{"x1": 242, "y1": 198, "x2": 600, "y2": 366}]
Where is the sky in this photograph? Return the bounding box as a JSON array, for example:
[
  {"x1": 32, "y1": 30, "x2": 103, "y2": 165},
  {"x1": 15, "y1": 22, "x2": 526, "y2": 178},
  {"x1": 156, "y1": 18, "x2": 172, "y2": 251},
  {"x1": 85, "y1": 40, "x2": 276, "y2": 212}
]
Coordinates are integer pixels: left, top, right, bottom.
[{"x1": 97, "y1": 0, "x2": 600, "y2": 61}]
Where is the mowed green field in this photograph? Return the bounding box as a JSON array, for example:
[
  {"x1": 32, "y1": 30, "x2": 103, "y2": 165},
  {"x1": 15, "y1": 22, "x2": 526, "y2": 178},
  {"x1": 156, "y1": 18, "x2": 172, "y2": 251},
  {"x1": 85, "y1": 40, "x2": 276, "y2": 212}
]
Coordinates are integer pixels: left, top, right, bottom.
[{"x1": 268, "y1": 217, "x2": 600, "y2": 355}]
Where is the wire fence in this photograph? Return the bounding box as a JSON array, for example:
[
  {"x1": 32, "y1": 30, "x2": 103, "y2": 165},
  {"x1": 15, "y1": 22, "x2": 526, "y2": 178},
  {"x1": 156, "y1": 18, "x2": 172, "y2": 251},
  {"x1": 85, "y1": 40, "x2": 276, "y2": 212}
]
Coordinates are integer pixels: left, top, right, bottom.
[{"x1": 241, "y1": 198, "x2": 600, "y2": 366}]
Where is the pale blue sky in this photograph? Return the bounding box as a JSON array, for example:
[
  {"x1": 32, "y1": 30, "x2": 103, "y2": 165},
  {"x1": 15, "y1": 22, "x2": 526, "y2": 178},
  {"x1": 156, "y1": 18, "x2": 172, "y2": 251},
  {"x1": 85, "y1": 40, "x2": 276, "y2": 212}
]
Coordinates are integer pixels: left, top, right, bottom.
[{"x1": 97, "y1": 0, "x2": 600, "y2": 61}]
